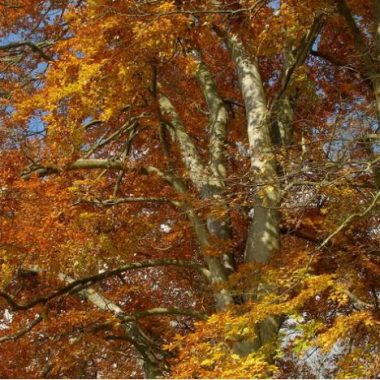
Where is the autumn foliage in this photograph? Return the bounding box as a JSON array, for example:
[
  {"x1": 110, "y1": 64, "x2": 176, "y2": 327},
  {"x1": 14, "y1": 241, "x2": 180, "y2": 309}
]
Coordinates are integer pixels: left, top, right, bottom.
[{"x1": 0, "y1": 0, "x2": 380, "y2": 378}]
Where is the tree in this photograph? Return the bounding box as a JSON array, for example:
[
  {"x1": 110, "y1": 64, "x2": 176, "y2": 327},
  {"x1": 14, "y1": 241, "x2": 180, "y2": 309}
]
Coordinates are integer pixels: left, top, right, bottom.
[{"x1": 0, "y1": 0, "x2": 379, "y2": 378}]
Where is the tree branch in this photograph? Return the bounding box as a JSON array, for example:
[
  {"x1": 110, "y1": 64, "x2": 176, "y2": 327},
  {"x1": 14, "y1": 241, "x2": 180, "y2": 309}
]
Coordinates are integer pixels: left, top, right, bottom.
[
  {"x1": 0, "y1": 268, "x2": 167, "y2": 377},
  {"x1": 134, "y1": 307, "x2": 207, "y2": 320},
  {"x1": 270, "y1": 13, "x2": 327, "y2": 111},
  {"x1": 21, "y1": 158, "x2": 125, "y2": 179},
  {"x1": 318, "y1": 190, "x2": 380, "y2": 249},
  {"x1": 81, "y1": 197, "x2": 174, "y2": 206},
  {"x1": 0, "y1": 314, "x2": 43, "y2": 343},
  {"x1": 0, "y1": 259, "x2": 210, "y2": 311},
  {"x1": 143, "y1": 165, "x2": 233, "y2": 310},
  {"x1": 0, "y1": 41, "x2": 53, "y2": 61},
  {"x1": 196, "y1": 56, "x2": 229, "y2": 182},
  {"x1": 108, "y1": 1, "x2": 266, "y2": 18},
  {"x1": 337, "y1": 0, "x2": 377, "y2": 84},
  {"x1": 337, "y1": 0, "x2": 380, "y2": 188},
  {"x1": 1, "y1": 260, "x2": 209, "y2": 377},
  {"x1": 83, "y1": 119, "x2": 103, "y2": 129},
  {"x1": 84, "y1": 115, "x2": 147, "y2": 158},
  {"x1": 158, "y1": 93, "x2": 208, "y2": 191}
]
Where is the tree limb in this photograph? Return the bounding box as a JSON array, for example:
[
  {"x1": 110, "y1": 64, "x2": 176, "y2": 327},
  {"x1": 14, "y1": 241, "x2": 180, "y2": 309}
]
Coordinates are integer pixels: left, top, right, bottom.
[
  {"x1": 0, "y1": 259, "x2": 210, "y2": 311},
  {"x1": 21, "y1": 158, "x2": 125, "y2": 179},
  {"x1": 134, "y1": 307, "x2": 207, "y2": 320},
  {"x1": 158, "y1": 93, "x2": 208, "y2": 191},
  {"x1": 0, "y1": 41, "x2": 53, "y2": 61},
  {"x1": 318, "y1": 190, "x2": 380, "y2": 249},
  {"x1": 143, "y1": 165, "x2": 233, "y2": 310},
  {"x1": 81, "y1": 197, "x2": 174, "y2": 206},
  {"x1": 337, "y1": 0, "x2": 380, "y2": 188},
  {"x1": 337, "y1": 0, "x2": 377, "y2": 85},
  {"x1": 83, "y1": 119, "x2": 103, "y2": 129},
  {"x1": 0, "y1": 314, "x2": 43, "y2": 343},
  {"x1": 270, "y1": 13, "x2": 327, "y2": 112},
  {"x1": 196, "y1": 56, "x2": 229, "y2": 182},
  {"x1": 1, "y1": 260, "x2": 209, "y2": 377},
  {"x1": 58, "y1": 274, "x2": 166, "y2": 378}
]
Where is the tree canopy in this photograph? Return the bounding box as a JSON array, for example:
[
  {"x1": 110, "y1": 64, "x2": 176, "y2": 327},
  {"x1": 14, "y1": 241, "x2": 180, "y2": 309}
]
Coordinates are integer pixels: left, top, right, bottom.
[{"x1": 0, "y1": 0, "x2": 379, "y2": 378}]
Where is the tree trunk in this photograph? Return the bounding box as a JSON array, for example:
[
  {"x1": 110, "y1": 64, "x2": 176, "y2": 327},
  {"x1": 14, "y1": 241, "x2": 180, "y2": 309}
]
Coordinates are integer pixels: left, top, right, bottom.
[
  {"x1": 222, "y1": 30, "x2": 282, "y2": 354},
  {"x1": 226, "y1": 32, "x2": 281, "y2": 265},
  {"x1": 196, "y1": 59, "x2": 235, "y2": 273}
]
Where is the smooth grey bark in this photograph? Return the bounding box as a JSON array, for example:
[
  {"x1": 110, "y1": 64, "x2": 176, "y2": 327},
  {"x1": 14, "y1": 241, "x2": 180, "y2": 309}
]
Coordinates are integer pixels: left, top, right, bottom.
[
  {"x1": 159, "y1": 75, "x2": 235, "y2": 284},
  {"x1": 196, "y1": 60, "x2": 229, "y2": 182},
  {"x1": 158, "y1": 93, "x2": 209, "y2": 190},
  {"x1": 225, "y1": 14, "x2": 326, "y2": 264},
  {"x1": 0, "y1": 259, "x2": 211, "y2": 312},
  {"x1": 226, "y1": 32, "x2": 281, "y2": 265},
  {"x1": 184, "y1": 207, "x2": 234, "y2": 310},
  {"x1": 233, "y1": 316, "x2": 281, "y2": 356},
  {"x1": 223, "y1": 30, "x2": 283, "y2": 355},
  {"x1": 196, "y1": 59, "x2": 235, "y2": 273},
  {"x1": 227, "y1": 16, "x2": 325, "y2": 346},
  {"x1": 274, "y1": 95, "x2": 294, "y2": 147}
]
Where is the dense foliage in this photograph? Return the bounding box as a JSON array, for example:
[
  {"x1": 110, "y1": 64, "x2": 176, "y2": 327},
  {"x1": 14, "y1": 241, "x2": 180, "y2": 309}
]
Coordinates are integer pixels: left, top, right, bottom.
[{"x1": 0, "y1": 0, "x2": 379, "y2": 378}]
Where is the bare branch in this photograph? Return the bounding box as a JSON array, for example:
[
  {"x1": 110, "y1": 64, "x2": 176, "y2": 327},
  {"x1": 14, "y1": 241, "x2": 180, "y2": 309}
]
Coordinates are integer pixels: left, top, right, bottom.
[
  {"x1": 21, "y1": 158, "x2": 125, "y2": 179},
  {"x1": 82, "y1": 197, "x2": 174, "y2": 206},
  {"x1": 0, "y1": 314, "x2": 43, "y2": 343},
  {"x1": 143, "y1": 165, "x2": 233, "y2": 310},
  {"x1": 134, "y1": 307, "x2": 207, "y2": 320},
  {"x1": 0, "y1": 259, "x2": 209, "y2": 311},
  {"x1": 57, "y1": 273, "x2": 167, "y2": 377},
  {"x1": 83, "y1": 119, "x2": 103, "y2": 129},
  {"x1": 270, "y1": 13, "x2": 327, "y2": 111},
  {"x1": 85, "y1": 114, "x2": 149, "y2": 157},
  {"x1": 0, "y1": 260, "x2": 209, "y2": 376},
  {"x1": 0, "y1": 41, "x2": 53, "y2": 61}
]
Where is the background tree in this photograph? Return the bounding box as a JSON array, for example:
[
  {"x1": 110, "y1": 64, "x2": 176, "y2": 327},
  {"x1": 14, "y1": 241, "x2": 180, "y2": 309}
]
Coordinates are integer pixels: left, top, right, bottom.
[{"x1": 0, "y1": 0, "x2": 379, "y2": 378}]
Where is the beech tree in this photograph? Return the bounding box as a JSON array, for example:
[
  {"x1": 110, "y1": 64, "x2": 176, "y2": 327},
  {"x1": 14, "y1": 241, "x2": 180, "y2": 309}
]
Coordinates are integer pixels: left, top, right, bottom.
[{"x1": 0, "y1": 0, "x2": 379, "y2": 378}]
